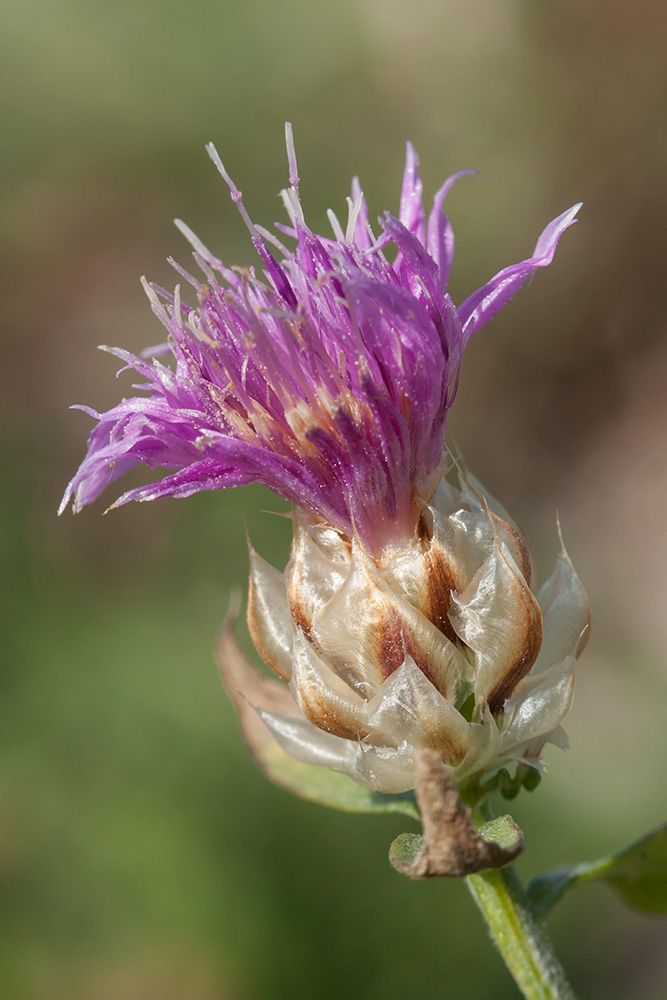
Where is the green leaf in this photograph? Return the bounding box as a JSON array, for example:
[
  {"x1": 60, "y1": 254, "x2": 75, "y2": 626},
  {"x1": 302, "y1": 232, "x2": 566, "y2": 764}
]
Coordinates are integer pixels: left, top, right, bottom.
[
  {"x1": 259, "y1": 738, "x2": 420, "y2": 818},
  {"x1": 478, "y1": 814, "x2": 525, "y2": 855},
  {"x1": 389, "y1": 801, "x2": 524, "y2": 880},
  {"x1": 479, "y1": 764, "x2": 542, "y2": 799},
  {"x1": 389, "y1": 818, "x2": 523, "y2": 876},
  {"x1": 528, "y1": 822, "x2": 667, "y2": 916},
  {"x1": 389, "y1": 832, "x2": 424, "y2": 870}
]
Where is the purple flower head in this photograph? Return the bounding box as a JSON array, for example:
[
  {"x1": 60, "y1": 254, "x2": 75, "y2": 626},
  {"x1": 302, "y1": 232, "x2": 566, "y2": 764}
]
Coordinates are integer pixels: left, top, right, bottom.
[{"x1": 61, "y1": 125, "x2": 580, "y2": 557}]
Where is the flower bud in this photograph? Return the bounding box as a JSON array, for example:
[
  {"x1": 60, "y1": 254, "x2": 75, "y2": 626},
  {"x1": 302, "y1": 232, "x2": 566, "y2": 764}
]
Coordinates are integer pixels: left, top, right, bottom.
[{"x1": 239, "y1": 469, "x2": 590, "y2": 795}]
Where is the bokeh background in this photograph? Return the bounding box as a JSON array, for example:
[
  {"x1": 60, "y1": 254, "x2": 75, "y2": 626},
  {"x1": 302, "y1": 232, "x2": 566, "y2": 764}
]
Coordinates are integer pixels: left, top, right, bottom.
[{"x1": 2, "y1": 1, "x2": 667, "y2": 997}]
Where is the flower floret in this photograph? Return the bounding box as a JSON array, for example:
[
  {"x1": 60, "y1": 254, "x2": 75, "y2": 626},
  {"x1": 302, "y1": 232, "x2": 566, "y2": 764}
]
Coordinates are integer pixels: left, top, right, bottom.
[{"x1": 62, "y1": 126, "x2": 580, "y2": 560}]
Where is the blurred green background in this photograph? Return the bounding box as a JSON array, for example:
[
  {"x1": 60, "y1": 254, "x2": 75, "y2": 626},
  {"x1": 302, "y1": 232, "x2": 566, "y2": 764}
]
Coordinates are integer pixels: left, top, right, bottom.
[{"x1": 2, "y1": 1, "x2": 666, "y2": 997}]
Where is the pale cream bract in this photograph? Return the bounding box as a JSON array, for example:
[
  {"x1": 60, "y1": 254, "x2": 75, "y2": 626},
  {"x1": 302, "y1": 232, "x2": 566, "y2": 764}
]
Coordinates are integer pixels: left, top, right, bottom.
[{"x1": 240, "y1": 469, "x2": 590, "y2": 794}]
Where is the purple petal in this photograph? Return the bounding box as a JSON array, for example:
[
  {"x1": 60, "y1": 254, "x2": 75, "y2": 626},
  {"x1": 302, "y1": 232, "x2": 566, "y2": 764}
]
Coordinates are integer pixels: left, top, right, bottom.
[
  {"x1": 350, "y1": 177, "x2": 371, "y2": 251},
  {"x1": 343, "y1": 274, "x2": 445, "y2": 416},
  {"x1": 62, "y1": 131, "x2": 581, "y2": 559},
  {"x1": 458, "y1": 203, "x2": 582, "y2": 341},
  {"x1": 426, "y1": 170, "x2": 479, "y2": 294},
  {"x1": 381, "y1": 213, "x2": 443, "y2": 310},
  {"x1": 398, "y1": 142, "x2": 425, "y2": 242}
]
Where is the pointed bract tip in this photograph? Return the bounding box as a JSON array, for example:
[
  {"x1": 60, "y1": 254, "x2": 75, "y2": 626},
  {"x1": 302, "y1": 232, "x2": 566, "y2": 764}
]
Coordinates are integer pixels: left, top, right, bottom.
[{"x1": 226, "y1": 588, "x2": 243, "y2": 624}]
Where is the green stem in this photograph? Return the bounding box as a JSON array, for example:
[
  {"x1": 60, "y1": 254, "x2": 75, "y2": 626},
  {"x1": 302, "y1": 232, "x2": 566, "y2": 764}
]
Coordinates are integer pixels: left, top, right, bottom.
[{"x1": 466, "y1": 805, "x2": 577, "y2": 1000}]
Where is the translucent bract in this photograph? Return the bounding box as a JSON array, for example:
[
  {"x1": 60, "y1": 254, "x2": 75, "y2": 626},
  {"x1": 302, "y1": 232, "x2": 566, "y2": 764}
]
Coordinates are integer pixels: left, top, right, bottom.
[{"x1": 240, "y1": 469, "x2": 590, "y2": 793}]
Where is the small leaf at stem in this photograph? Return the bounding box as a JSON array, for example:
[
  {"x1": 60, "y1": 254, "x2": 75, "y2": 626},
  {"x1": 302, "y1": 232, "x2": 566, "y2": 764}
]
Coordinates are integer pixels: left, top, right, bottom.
[
  {"x1": 389, "y1": 749, "x2": 524, "y2": 878},
  {"x1": 390, "y1": 832, "x2": 425, "y2": 869},
  {"x1": 479, "y1": 815, "x2": 525, "y2": 855},
  {"x1": 528, "y1": 821, "x2": 667, "y2": 915}
]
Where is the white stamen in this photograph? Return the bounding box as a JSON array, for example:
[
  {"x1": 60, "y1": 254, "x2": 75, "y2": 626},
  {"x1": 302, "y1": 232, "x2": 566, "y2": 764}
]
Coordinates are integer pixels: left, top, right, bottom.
[
  {"x1": 140, "y1": 276, "x2": 170, "y2": 324},
  {"x1": 206, "y1": 141, "x2": 259, "y2": 241},
  {"x1": 174, "y1": 218, "x2": 222, "y2": 268},
  {"x1": 188, "y1": 311, "x2": 218, "y2": 348},
  {"x1": 186, "y1": 311, "x2": 201, "y2": 337},
  {"x1": 190, "y1": 253, "x2": 217, "y2": 288},
  {"x1": 280, "y1": 187, "x2": 299, "y2": 227},
  {"x1": 139, "y1": 342, "x2": 171, "y2": 359},
  {"x1": 255, "y1": 224, "x2": 290, "y2": 256},
  {"x1": 167, "y1": 256, "x2": 199, "y2": 290},
  {"x1": 327, "y1": 208, "x2": 346, "y2": 243},
  {"x1": 346, "y1": 191, "x2": 363, "y2": 245},
  {"x1": 363, "y1": 218, "x2": 378, "y2": 245},
  {"x1": 284, "y1": 122, "x2": 299, "y2": 190}
]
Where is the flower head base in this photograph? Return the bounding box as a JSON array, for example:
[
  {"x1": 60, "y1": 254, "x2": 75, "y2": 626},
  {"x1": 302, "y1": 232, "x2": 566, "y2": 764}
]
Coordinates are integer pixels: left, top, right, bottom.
[
  {"x1": 231, "y1": 467, "x2": 590, "y2": 795},
  {"x1": 61, "y1": 125, "x2": 580, "y2": 559}
]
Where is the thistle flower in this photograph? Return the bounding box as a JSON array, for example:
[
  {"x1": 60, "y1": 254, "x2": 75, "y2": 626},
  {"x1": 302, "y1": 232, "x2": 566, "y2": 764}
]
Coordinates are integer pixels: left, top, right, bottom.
[{"x1": 62, "y1": 126, "x2": 589, "y2": 796}]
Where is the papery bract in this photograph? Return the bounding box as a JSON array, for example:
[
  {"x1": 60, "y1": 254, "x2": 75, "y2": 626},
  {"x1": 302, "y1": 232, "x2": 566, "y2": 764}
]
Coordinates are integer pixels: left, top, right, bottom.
[{"x1": 235, "y1": 471, "x2": 590, "y2": 794}]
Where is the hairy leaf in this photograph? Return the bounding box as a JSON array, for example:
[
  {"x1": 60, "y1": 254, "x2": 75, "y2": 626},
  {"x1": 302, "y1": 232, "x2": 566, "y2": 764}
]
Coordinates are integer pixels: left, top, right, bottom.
[{"x1": 528, "y1": 822, "x2": 667, "y2": 915}]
